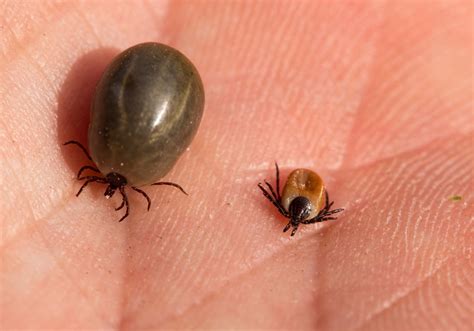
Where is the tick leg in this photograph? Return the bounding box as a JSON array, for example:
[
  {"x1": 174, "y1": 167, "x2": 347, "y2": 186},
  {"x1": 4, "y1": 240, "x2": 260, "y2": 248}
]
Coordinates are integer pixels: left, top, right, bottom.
[
  {"x1": 324, "y1": 208, "x2": 344, "y2": 217},
  {"x1": 321, "y1": 190, "x2": 343, "y2": 216},
  {"x1": 76, "y1": 176, "x2": 106, "y2": 196},
  {"x1": 258, "y1": 183, "x2": 288, "y2": 217},
  {"x1": 290, "y1": 225, "x2": 299, "y2": 236},
  {"x1": 77, "y1": 175, "x2": 106, "y2": 182},
  {"x1": 301, "y1": 216, "x2": 338, "y2": 224},
  {"x1": 118, "y1": 187, "x2": 130, "y2": 222},
  {"x1": 324, "y1": 190, "x2": 330, "y2": 210},
  {"x1": 131, "y1": 186, "x2": 151, "y2": 211},
  {"x1": 264, "y1": 180, "x2": 279, "y2": 203},
  {"x1": 262, "y1": 162, "x2": 282, "y2": 203},
  {"x1": 115, "y1": 198, "x2": 125, "y2": 211},
  {"x1": 151, "y1": 181, "x2": 188, "y2": 195},
  {"x1": 326, "y1": 201, "x2": 334, "y2": 211},
  {"x1": 301, "y1": 212, "x2": 341, "y2": 224},
  {"x1": 258, "y1": 183, "x2": 277, "y2": 204},
  {"x1": 274, "y1": 162, "x2": 282, "y2": 200},
  {"x1": 64, "y1": 140, "x2": 93, "y2": 161},
  {"x1": 77, "y1": 165, "x2": 100, "y2": 179}
]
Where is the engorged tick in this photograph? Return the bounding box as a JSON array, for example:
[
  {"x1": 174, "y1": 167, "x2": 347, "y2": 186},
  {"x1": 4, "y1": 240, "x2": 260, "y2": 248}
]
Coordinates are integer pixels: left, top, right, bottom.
[
  {"x1": 258, "y1": 162, "x2": 344, "y2": 236},
  {"x1": 64, "y1": 42, "x2": 205, "y2": 222}
]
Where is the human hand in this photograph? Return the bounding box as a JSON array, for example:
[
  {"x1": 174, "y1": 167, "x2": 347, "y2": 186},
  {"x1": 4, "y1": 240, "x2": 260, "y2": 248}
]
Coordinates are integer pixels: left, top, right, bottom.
[{"x1": 2, "y1": 1, "x2": 472, "y2": 329}]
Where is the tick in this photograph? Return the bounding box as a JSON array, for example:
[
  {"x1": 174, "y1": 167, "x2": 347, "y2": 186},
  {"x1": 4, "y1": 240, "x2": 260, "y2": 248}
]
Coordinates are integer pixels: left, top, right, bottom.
[
  {"x1": 258, "y1": 163, "x2": 344, "y2": 236},
  {"x1": 65, "y1": 42, "x2": 204, "y2": 222}
]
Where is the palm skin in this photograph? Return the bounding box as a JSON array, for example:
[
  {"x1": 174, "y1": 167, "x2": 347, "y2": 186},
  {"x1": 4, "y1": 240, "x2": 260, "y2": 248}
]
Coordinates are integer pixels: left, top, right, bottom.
[{"x1": 1, "y1": 1, "x2": 472, "y2": 329}]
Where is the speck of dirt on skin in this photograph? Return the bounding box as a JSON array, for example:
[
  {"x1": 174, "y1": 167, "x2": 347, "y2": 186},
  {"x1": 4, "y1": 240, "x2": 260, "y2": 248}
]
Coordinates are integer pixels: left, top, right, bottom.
[{"x1": 449, "y1": 195, "x2": 462, "y2": 201}]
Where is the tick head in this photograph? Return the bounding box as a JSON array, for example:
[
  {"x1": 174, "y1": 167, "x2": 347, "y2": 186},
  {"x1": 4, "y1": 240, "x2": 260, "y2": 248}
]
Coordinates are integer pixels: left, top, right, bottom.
[
  {"x1": 288, "y1": 196, "x2": 312, "y2": 224},
  {"x1": 104, "y1": 172, "x2": 128, "y2": 198}
]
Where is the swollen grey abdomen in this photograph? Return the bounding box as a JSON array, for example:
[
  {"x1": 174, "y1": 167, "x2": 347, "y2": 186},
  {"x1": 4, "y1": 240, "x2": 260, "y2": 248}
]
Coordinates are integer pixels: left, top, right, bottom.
[{"x1": 88, "y1": 43, "x2": 204, "y2": 186}]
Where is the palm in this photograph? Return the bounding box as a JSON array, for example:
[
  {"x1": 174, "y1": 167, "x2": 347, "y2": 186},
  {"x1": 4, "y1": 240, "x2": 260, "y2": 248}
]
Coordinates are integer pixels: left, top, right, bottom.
[{"x1": 2, "y1": 1, "x2": 472, "y2": 329}]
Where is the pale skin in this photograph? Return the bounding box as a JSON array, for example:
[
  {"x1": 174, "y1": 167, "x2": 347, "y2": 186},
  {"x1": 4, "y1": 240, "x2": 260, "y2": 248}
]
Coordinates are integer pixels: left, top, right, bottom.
[{"x1": 1, "y1": 1, "x2": 472, "y2": 330}]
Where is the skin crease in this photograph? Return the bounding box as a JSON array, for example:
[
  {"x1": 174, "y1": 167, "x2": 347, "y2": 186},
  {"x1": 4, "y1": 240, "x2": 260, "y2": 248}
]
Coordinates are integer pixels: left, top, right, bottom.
[{"x1": 0, "y1": 0, "x2": 472, "y2": 330}]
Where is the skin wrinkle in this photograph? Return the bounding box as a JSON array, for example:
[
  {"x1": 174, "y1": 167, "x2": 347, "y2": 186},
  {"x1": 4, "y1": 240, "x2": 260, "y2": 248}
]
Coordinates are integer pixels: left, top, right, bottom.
[
  {"x1": 5, "y1": 256, "x2": 64, "y2": 326},
  {"x1": 302, "y1": 7, "x2": 380, "y2": 166},
  {"x1": 369, "y1": 16, "x2": 428, "y2": 93},
  {"x1": 388, "y1": 18, "x2": 466, "y2": 84},
  {"x1": 0, "y1": 2, "x2": 63, "y2": 61},
  {"x1": 35, "y1": 227, "x2": 111, "y2": 325},
  {"x1": 0, "y1": 116, "x2": 37, "y2": 241},
  {"x1": 133, "y1": 187, "x2": 300, "y2": 322},
  {"x1": 131, "y1": 230, "x2": 333, "y2": 327},
  {"x1": 338, "y1": 40, "x2": 383, "y2": 169},
  {"x1": 45, "y1": 201, "x2": 127, "y2": 326},
  {"x1": 453, "y1": 257, "x2": 474, "y2": 316},
  {"x1": 323, "y1": 135, "x2": 470, "y2": 329},
  {"x1": 418, "y1": 158, "x2": 467, "y2": 275},
  {"x1": 3, "y1": 36, "x2": 69, "y2": 223},
  {"x1": 424, "y1": 157, "x2": 459, "y2": 276},
  {"x1": 120, "y1": 169, "x2": 206, "y2": 324},
  {"x1": 1, "y1": 115, "x2": 99, "y2": 247},
  {"x1": 120, "y1": 170, "x2": 207, "y2": 318},
  {"x1": 1, "y1": 198, "x2": 64, "y2": 250},
  {"x1": 3, "y1": 46, "x2": 81, "y2": 239},
  {"x1": 385, "y1": 192, "x2": 402, "y2": 268},
  {"x1": 4, "y1": 30, "x2": 55, "y2": 101},
  {"x1": 72, "y1": 4, "x2": 103, "y2": 47},
  {"x1": 403, "y1": 150, "x2": 453, "y2": 267},
  {"x1": 344, "y1": 9, "x2": 471, "y2": 166},
  {"x1": 340, "y1": 131, "x2": 472, "y2": 173},
  {"x1": 141, "y1": 0, "x2": 164, "y2": 26},
  {"x1": 354, "y1": 254, "x2": 469, "y2": 331},
  {"x1": 267, "y1": 4, "x2": 300, "y2": 93},
  {"x1": 402, "y1": 186, "x2": 418, "y2": 262}
]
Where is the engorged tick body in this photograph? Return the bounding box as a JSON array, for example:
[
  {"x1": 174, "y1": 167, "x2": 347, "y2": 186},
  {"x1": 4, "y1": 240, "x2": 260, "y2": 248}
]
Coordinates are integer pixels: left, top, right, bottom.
[{"x1": 65, "y1": 42, "x2": 205, "y2": 222}]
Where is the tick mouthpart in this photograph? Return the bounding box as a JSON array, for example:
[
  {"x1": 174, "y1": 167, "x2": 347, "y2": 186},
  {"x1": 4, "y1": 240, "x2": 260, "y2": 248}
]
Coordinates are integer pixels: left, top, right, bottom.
[{"x1": 104, "y1": 185, "x2": 117, "y2": 199}]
